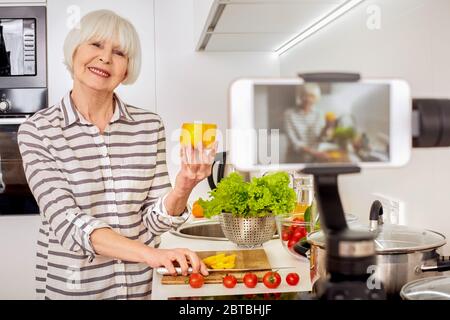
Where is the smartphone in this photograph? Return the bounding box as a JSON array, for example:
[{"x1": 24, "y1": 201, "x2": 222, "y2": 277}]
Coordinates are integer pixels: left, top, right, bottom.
[{"x1": 228, "y1": 78, "x2": 411, "y2": 172}]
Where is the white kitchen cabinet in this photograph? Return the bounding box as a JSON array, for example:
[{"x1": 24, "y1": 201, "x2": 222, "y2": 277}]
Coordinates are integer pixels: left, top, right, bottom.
[
  {"x1": 196, "y1": 0, "x2": 346, "y2": 52},
  {"x1": 46, "y1": 0, "x2": 156, "y2": 110}
]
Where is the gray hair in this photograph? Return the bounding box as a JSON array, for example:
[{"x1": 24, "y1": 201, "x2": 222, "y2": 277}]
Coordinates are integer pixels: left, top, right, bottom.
[
  {"x1": 63, "y1": 10, "x2": 141, "y2": 85},
  {"x1": 295, "y1": 83, "x2": 322, "y2": 105},
  {"x1": 304, "y1": 83, "x2": 321, "y2": 98}
]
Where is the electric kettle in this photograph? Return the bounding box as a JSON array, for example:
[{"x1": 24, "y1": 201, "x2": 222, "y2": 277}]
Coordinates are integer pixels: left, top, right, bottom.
[{"x1": 207, "y1": 151, "x2": 252, "y2": 189}]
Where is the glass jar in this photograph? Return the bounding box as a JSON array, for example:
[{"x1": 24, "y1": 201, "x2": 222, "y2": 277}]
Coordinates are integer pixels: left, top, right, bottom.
[
  {"x1": 289, "y1": 172, "x2": 321, "y2": 232},
  {"x1": 291, "y1": 173, "x2": 314, "y2": 215}
]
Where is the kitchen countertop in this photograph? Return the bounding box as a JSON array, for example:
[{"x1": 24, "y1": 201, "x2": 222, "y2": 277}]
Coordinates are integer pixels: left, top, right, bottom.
[{"x1": 151, "y1": 223, "x2": 312, "y2": 300}]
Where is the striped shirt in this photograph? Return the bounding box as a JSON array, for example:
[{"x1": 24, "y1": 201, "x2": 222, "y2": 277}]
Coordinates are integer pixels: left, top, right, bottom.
[
  {"x1": 284, "y1": 108, "x2": 324, "y2": 150},
  {"x1": 17, "y1": 92, "x2": 189, "y2": 300}
]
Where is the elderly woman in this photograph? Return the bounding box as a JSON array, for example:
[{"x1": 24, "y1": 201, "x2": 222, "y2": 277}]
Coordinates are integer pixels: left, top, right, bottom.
[
  {"x1": 283, "y1": 83, "x2": 329, "y2": 163},
  {"x1": 18, "y1": 10, "x2": 215, "y2": 300}
]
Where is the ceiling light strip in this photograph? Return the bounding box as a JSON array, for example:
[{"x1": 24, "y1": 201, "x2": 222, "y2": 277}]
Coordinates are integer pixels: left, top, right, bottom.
[{"x1": 275, "y1": 0, "x2": 365, "y2": 56}]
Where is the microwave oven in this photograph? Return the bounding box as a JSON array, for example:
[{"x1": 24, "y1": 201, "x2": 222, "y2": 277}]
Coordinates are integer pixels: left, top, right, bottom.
[{"x1": 0, "y1": 6, "x2": 47, "y2": 90}]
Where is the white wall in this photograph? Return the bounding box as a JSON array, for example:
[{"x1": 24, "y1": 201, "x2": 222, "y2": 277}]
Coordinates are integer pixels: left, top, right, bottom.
[
  {"x1": 280, "y1": 0, "x2": 450, "y2": 253},
  {"x1": 154, "y1": 0, "x2": 279, "y2": 201},
  {"x1": 0, "y1": 0, "x2": 279, "y2": 299}
]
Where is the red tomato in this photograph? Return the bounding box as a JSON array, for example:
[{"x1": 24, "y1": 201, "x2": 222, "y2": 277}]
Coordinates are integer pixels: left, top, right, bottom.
[
  {"x1": 223, "y1": 275, "x2": 237, "y2": 288},
  {"x1": 291, "y1": 229, "x2": 303, "y2": 242},
  {"x1": 298, "y1": 226, "x2": 307, "y2": 237},
  {"x1": 188, "y1": 273, "x2": 204, "y2": 288},
  {"x1": 281, "y1": 230, "x2": 291, "y2": 241},
  {"x1": 286, "y1": 273, "x2": 300, "y2": 286},
  {"x1": 287, "y1": 238, "x2": 297, "y2": 248},
  {"x1": 289, "y1": 225, "x2": 298, "y2": 233},
  {"x1": 262, "y1": 271, "x2": 281, "y2": 289},
  {"x1": 282, "y1": 226, "x2": 291, "y2": 233},
  {"x1": 243, "y1": 273, "x2": 258, "y2": 288}
]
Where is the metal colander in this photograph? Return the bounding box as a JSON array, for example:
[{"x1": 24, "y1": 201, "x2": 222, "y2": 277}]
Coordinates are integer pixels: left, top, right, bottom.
[{"x1": 217, "y1": 213, "x2": 277, "y2": 248}]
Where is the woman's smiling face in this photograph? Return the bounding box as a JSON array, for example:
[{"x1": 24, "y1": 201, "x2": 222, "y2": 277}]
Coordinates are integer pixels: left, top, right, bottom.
[{"x1": 72, "y1": 39, "x2": 129, "y2": 93}]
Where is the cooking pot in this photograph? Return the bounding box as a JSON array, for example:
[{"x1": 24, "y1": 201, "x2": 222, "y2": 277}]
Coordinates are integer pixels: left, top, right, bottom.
[
  {"x1": 307, "y1": 201, "x2": 450, "y2": 297},
  {"x1": 400, "y1": 275, "x2": 450, "y2": 300}
]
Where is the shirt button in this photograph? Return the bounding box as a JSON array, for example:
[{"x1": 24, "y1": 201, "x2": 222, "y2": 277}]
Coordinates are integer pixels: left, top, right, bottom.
[{"x1": 117, "y1": 260, "x2": 122, "y2": 264}]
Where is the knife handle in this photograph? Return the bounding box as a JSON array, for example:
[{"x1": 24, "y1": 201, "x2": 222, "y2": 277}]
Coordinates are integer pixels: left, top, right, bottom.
[{"x1": 156, "y1": 267, "x2": 194, "y2": 275}]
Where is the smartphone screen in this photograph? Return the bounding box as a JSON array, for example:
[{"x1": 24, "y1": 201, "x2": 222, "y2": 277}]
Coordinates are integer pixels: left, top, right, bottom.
[{"x1": 253, "y1": 83, "x2": 391, "y2": 165}]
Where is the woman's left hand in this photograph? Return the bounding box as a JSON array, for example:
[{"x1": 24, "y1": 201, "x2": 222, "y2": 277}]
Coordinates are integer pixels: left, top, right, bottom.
[{"x1": 173, "y1": 142, "x2": 218, "y2": 196}]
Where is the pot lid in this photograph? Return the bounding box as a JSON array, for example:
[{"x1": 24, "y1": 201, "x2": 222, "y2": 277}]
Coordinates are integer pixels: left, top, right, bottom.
[
  {"x1": 401, "y1": 276, "x2": 450, "y2": 300},
  {"x1": 308, "y1": 223, "x2": 446, "y2": 253}
]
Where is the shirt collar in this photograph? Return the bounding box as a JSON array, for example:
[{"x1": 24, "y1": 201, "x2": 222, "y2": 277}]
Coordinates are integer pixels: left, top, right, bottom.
[{"x1": 60, "y1": 91, "x2": 135, "y2": 128}]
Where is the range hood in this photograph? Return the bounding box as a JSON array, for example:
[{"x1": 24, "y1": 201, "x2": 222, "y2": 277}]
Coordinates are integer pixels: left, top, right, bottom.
[{"x1": 196, "y1": 0, "x2": 361, "y2": 53}]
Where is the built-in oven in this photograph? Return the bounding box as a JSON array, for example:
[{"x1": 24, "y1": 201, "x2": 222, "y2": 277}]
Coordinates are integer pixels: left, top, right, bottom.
[
  {"x1": 0, "y1": 116, "x2": 40, "y2": 214},
  {"x1": 0, "y1": 6, "x2": 47, "y2": 215}
]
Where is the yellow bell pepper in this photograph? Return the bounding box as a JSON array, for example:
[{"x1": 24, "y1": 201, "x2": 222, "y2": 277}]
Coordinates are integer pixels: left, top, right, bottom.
[{"x1": 202, "y1": 253, "x2": 236, "y2": 269}]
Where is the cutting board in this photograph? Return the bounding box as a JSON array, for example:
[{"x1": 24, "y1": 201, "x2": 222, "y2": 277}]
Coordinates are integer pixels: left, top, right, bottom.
[{"x1": 161, "y1": 249, "x2": 271, "y2": 285}]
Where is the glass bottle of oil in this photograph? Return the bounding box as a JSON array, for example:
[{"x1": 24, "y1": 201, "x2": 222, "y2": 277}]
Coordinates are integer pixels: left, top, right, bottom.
[{"x1": 291, "y1": 173, "x2": 314, "y2": 217}]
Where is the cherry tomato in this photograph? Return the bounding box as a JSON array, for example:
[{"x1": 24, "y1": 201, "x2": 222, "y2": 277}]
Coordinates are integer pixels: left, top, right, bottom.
[
  {"x1": 243, "y1": 273, "x2": 258, "y2": 288},
  {"x1": 286, "y1": 272, "x2": 300, "y2": 286},
  {"x1": 293, "y1": 228, "x2": 305, "y2": 239},
  {"x1": 223, "y1": 275, "x2": 237, "y2": 288},
  {"x1": 262, "y1": 271, "x2": 281, "y2": 289},
  {"x1": 281, "y1": 230, "x2": 291, "y2": 241},
  {"x1": 298, "y1": 226, "x2": 307, "y2": 237},
  {"x1": 287, "y1": 238, "x2": 297, "y2": 248},
  {"x1": 188, "y1": 273, "x2": 204, "y2": 288},
  {"x1": 290, "y1": 235, "x2": 300, "y2": 243},
  {"x1": 289, "y1": 225, "x2": 298, "y2": 233}
]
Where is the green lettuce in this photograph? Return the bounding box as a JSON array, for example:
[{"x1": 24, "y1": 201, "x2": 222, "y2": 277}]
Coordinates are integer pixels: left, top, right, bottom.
[{"x1": 198, "y1": 172, "x2": 296, "y2": 218}]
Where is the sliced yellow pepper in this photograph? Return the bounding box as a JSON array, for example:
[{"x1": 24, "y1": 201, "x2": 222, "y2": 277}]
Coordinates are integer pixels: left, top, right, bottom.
[
  {"x1": 202, "y1": 253, "x2": 236, "y2": 269},
  {"x1": 202, "y1": 253, "x2": 225, "y2": 266}
]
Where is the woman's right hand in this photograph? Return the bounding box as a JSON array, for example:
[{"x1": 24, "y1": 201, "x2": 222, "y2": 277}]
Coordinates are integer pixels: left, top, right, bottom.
[
  {"x1": 303, "y1": 147, "x2": 330, "y2": 162},
  {"x1": 142, "y1": 247, "x2": 209, "y2": 277}
]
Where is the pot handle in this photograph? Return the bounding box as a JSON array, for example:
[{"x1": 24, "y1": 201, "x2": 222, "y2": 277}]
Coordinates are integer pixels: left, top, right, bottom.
[{"x1": 421, "y1": 256, "x2": 450, "y2": 273}]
